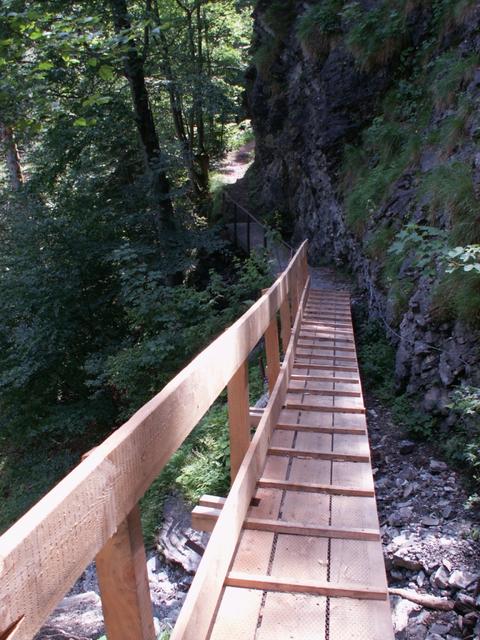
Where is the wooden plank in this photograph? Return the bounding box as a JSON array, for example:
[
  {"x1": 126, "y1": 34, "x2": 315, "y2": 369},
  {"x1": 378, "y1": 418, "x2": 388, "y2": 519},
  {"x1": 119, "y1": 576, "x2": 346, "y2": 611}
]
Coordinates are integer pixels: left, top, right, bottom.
[
  {"x1": 329, "y1": 599, "x2": 395, "y2": 640},
  {"x1": 291, "y1": 373, "x2": 360, "y2": 384},
  {"x1": 294, "y1": 361, "x2": 358, "y2": 372},
  {"x1": 0, "y1": 246, "x2": 309, "y2": 640},
  {"x1": 257, "y1": 478, "x2": 374, "y2": 497},
  {"x1": 267, "y1": 446, "x2": 369, "y2": 463},
  {"x1": 276, "y1": 422, "x2": 367, "y2": 435},
  {"x1": 287, "y1": 386, "x2": 361, "y2": 398},
  {"x1": 227, "y1": 360, "x2": 251, "y2": 481},
  {"x1": 284, "y1": 400, "x2": 366, "y2": 415},
  {"x1": 296, "y1": 349, "x2": 357, "y2": 362},
  {"x1": 264, "y1": 314, "x2": 281, "y2": 394},
  {"x1": 170, "y1": 272, "x2": 310, "y2": 640},
  {"x1": 279, "y1": 297, "x2": 291, "y2": 355},
  {"x1": 225, "y1": 572, "x2": 388, "y2": 600},
  {"x1": 95, "y1": 505, "x2": 155, "y2": 640},
  {"x1": 198, "y1": 495, "x2": 226, "y2": 509},
  {"x1": 297, "y1": 341, "x2": 355, "y2": 352},
  {"x1": 244, "y1": 517, "x2": 379, "y2": 541}
]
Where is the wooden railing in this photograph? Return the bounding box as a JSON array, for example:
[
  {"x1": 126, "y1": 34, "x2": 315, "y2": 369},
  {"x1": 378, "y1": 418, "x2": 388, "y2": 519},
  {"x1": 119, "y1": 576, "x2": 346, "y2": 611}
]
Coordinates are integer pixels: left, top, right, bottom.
[
  {"x1": 223, "y1": 191, "x2": 293, "y2": 267},
  {"x1": 0, "y1": 241, "x2": 308, "y2": 640}
]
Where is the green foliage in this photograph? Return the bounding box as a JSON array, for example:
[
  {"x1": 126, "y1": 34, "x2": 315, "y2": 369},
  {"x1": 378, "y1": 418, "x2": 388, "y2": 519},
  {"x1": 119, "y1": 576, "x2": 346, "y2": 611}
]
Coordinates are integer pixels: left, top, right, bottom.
[
  {"x1": 429, "y1": 51, "x2": 479, "y2": 108},
  {"x1": 342, "y1": 1, "x2": 408, "y2": 69},
  {"x1": 446, "y1": 245, "x2": 480, "y2": 274},
  {"x1": 356, "y1": 315, "x2": 436, "y2": 439},
  {"x1": 356, "y1": 319, "x2": 396, "y2": 400},
  {"x1": 140, "y1": 361, "x2": 265, "y2": 544},
  {"x1": 390, "y1": 395, "x2": 437, "y2": 439},
  {"x1": 364, "y1": 227, "x2": 397, "y2": 259},
  {"x1": 388, "y1": 224, "x2": 448, "y2": 276},
  {"x1": 296, "y1": 0, "x2": 344, "y2": 57},
  {"x1": 444, "y1": 386, "x2": 480, "y2": 489},
  {"x1": 419, "y1": 162, "x2": 480, "y2": 243},
  {"x1": 432, "y1": 269, "x2": 480, "y2": 327}
]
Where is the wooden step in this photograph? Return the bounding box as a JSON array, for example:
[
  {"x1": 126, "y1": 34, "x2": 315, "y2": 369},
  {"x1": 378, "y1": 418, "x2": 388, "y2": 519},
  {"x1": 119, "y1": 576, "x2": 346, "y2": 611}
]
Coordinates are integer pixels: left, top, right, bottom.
[
  {"x1": 268, "y1": 446, "x2": 369, "y2": 463},
  {"x1": 257, "y1": 478, "x2": 374, "y2": 497},
  {"x1": 192, "y1": 507, "x2": 380, "y2": 540},
  {"x1": 225, "y1": 572, "x2": 388, "y2": 601}
]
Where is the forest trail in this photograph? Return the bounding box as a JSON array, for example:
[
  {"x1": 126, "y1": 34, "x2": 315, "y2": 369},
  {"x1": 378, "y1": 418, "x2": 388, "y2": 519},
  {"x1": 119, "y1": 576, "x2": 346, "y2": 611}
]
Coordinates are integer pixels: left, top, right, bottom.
[{"x1": 215, "y1": 139, "x2": 255, "y2": 185}]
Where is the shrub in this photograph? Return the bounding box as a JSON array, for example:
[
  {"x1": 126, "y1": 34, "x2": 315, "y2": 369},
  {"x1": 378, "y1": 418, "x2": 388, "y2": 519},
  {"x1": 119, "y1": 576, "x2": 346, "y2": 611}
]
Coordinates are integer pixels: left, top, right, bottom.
[
  {"x1": 342, "y1": 1, "x2": 408, "y2": 69},
  {"x1": 419, "y1": 162, "x2": 480, "y2": 243},
  {"x1": 296, "y1": 0, "x2": 344, "y2": 57},
  {"x1": 431, "y1": 269, "x2": 480, "y2": 327},
  {"x1": 429, "y1": 51, "x2": 479, "y2": 108}
]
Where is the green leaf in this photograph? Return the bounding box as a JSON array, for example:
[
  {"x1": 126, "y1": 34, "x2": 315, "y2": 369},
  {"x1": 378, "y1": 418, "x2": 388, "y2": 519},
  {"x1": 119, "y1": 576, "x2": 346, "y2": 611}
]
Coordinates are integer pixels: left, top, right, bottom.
[
  {"x1": 73, "y1": 117, "x2": 88, "y2": 127},
  {"x1": 87, "y1": 57, "x2": 98, "y2": 67},
  {"x1": 29, "y1": 30, "x2": 43, "y2": 40},
  {"x1": 98, "y1": 65, "x2": 114, "y2": 81},
  {"x1": 36, "y1": 61, "x2": 54, "y2": 71}
]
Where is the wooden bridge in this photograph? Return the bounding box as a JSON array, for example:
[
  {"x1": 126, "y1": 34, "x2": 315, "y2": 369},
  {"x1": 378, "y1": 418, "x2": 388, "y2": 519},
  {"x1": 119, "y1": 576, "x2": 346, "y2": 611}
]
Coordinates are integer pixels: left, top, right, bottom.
[{"x1": 0, "y1": 242, "x2": 393, "y2": 640}]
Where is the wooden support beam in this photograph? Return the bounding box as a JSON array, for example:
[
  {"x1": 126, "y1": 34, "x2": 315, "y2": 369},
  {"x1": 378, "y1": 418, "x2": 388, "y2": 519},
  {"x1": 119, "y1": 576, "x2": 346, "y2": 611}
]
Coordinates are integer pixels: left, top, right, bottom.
[
  {"x1": 294, "y1": 361, "x2": 358, "y2": 372},
  {"x1": 95, "y1": 506, "x2": 155, "y2": 640},
  {"x1": 275, "y1": 422, "x2": 367, "y2": 435},
  {"x1": 264, "y1": 314, "x2": 281, "y2": 394},
  {"x1": 193, "y1": 477, "x2": 375, "y2": 531},
  {"x1": 290, "y1": 374, "x2": 360, "y2": 384},
  {"x1": 296, "y1": 351, "x2": 357, "y2": 362},
  {"x1": 225, "y1": 572, "x2": 388, "y2": 601},
  {"x1": 279, "y1": 297, "x2": 292, "y2": 355},
  {"x1": 257, "y1": 478, "x2": 374, "y2": 497},
  {"x1": 287, "y1": 387, "x2": 361, "y2": 397},
  {"x1": 267, "y1": 446, "x2": 369, "y2": 463},
  {"x1": 191, "y1": 508, "x2": 380, "y2": 540},
  {"x1": 297, "y1": 341, "x2": 355, "y2": 352},
  {"x1": 284, "y1": 400, "x2": 366, "y2": 414},
  {"x1": 227, "y1": 360, "x2": 251, "y2": 481}
]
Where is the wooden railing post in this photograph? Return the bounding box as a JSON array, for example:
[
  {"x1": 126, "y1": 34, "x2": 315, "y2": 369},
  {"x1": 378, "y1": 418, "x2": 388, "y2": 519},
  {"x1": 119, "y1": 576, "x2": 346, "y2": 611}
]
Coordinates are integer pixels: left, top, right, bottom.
[
  {"x1": 279, "y1": 296, "x2": 292, "y2": 355},
  {"x1": 227, "y1": 360, "x2": 251, "y2": 481},
  {"x1": 95, "y1": 505, "x2": 156, "y2": 640},
  {"x1": 264, "y1": 315, "x2": 281, "y2": 393},
  {"x1": 262, "y1": 288, "x2": 281, "y2": 392}
]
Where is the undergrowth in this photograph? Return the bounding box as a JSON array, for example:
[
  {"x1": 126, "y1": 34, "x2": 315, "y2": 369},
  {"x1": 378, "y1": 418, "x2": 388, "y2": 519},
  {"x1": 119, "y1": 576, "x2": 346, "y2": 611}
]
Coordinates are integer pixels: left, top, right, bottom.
[
  {"x1": 355, "y1": 313, "x2": 437, "y2": 439},
  {"x1": 141, "y1": 360, "x2": 266, "y2": 544}
]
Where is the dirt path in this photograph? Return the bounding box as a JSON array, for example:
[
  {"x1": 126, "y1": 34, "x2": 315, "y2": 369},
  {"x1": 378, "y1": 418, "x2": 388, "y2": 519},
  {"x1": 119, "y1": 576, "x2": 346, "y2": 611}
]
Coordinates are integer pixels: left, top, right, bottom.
[{"x1": 214, "y1": 139, "x2": 254, "y2": 185}]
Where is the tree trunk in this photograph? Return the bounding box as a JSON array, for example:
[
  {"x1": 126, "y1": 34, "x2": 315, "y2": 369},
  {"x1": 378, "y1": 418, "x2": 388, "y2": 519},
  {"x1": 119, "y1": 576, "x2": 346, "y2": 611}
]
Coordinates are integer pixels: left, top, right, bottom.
[
  {"x1": 110, "y1": 0, "x2": 173, "y2": 230},
  {"x1": 0, "y1": 124, "x2": 24, "y2": 190}
]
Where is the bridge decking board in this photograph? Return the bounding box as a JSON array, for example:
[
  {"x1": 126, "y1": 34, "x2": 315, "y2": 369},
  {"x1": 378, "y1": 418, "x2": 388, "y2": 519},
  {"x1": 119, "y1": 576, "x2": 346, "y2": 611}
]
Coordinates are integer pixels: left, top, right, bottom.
[{"x1": 207, "y1": 288, "x2": 393, "y2": 640}]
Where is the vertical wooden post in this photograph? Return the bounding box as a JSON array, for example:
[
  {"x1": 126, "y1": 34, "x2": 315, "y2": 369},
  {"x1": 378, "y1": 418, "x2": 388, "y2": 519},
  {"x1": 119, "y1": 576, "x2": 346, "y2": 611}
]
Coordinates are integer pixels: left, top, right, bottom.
[
  {"x1": 290, "y1": 268, "x2": 299, "y2": 320},
  {"x1": 95, "y1": 505, "x2": 156, "y2": 640},
  {"x1": 264, "y1": 316, "x2": 281, "y2": 393},
  {"x1": 279, "y1": 296, "x2": 292, "y2": 355},
  {"x1": 227, "y1": 360, "x2": 251, "y2": 482}
]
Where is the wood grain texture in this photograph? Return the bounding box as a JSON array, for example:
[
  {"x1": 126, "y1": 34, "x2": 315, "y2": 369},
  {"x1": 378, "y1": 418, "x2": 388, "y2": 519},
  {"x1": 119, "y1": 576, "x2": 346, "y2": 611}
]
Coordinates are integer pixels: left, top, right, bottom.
[
  {"x1": 225, "y1": 572, "x2": 388, "y2": 600},
  {"x1": 95, "y1": 505, "x2": 155, "y2": 640},
  {"x1": 228, "y1": 360, "x2": 251, "y2": 481},
  {"x1": 169, "y1": 273, "x2": 310, "y2": 640},
  {"x1": 0, "y1": 244, "x2": 309, "y2": 640}
]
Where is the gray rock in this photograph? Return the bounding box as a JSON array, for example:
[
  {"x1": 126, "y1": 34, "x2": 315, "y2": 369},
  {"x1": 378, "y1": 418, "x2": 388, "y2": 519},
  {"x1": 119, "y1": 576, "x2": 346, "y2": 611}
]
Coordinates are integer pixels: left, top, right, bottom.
[
  {"x1": 432, "y1": 565, "x2": 450, "y2": 589},
  {"x1": 35, "y1": 592, "x2": 104, "y2": 640},
  {"x1": 399, "y1": 440, "x2": 416, "y2": 455},
  {"x1": 393, "y1": 546, "x2": 424, "y2": 572},
  {"x1": 389, "y1": 506, "x2": 414, "y2": 527},
  {"x1": 448, "y1": 569, "x2": 479, "y2": 590},
  {"x1": 429, "y1": 459, "x2": 448, "y2": 474}
]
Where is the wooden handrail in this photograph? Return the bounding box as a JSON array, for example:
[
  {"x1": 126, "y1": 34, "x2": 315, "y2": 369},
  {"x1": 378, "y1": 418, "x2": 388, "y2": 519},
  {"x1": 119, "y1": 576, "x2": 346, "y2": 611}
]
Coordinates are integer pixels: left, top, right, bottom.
[{"x1": 0, "y1": 241, "x2": 308, "y2": 640}]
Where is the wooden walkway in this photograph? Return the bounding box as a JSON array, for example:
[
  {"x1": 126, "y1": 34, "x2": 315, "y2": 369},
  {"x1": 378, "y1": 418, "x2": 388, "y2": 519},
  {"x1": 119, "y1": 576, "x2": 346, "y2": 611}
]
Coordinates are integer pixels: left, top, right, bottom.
[
  {"x1": 0, "y1": 244, "x2": 393, "y2": 640},
  {"x1": 188, "y1": 288, "x2": 393, "y2": 639}
]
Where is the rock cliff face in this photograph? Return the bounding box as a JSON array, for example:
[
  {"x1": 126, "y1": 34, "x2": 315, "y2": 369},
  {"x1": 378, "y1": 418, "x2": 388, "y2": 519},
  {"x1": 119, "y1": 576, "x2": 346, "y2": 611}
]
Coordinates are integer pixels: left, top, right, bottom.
[{"x1": 244, "y1": 0, "x2": 480, "y2": 414}]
